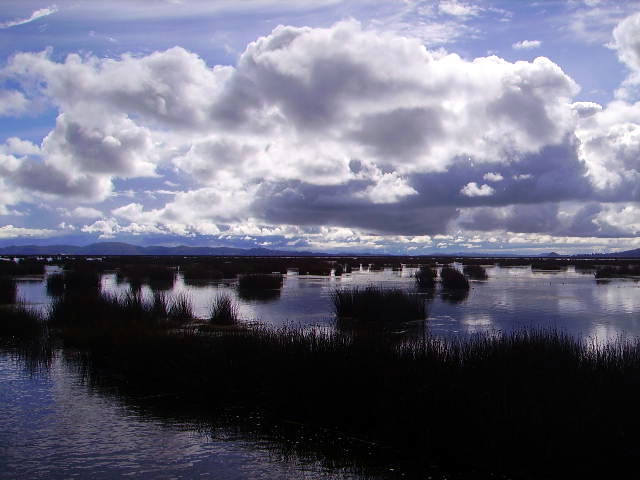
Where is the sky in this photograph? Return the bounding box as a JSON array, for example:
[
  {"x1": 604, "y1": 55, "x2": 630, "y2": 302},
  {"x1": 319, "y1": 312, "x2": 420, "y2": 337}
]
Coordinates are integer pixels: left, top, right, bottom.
[{"x1": 1, "y1": 0, "x2": 640, "y2": 254}]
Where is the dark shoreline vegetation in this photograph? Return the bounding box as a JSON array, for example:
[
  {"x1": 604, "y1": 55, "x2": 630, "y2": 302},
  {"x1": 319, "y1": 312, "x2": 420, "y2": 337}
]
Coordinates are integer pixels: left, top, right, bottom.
[{"x1": 3, "y1": 255, "x2": 640, "y2": 478}]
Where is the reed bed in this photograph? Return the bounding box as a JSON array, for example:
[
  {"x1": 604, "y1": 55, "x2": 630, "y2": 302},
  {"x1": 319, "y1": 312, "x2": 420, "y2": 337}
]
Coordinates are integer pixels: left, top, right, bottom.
[
  {"x1": 0, "y1": 276, "x2": 17, "y2": 304},
  {"x1": 46, "y1": 272, "x2": 65, "y2": 297},
  {"x1": 595, "y1": 264, "x2": 640, "y2": 278},
  {"x1": 0, "y1": 260, "x2": 46, "y2": 276},
  {"x1": 0, "y1": 303, "x2": 45, "y2": 339},
  {"x1": 332, "y1": 286, "x2": 426, "y2": 322},
  {"x1": 55, "y1": 325, "x2": 640, "y2": 480},
  {"x1": 238, "y1": 273, "x2": 284, "y2": 290},
  {"x1": 237, "y1": 273, "x2": 283, "y2": 301}
]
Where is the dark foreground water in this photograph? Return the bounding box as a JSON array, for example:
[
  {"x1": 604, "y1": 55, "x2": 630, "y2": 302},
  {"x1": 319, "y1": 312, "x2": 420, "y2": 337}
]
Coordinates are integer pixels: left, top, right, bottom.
[{"x1": 3, "y1": 264, "x2": 640, "y2": 478}]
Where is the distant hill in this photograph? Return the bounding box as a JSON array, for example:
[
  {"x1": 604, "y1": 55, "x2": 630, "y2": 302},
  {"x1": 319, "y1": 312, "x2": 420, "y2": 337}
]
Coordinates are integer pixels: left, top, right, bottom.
[
  {"x1": 0, "y1": 242, "x2": 320, "y2": 256},
  {"x1": 598, "y1": 248, "x2": 640, "y2": 258},
  {"x1": 538, "y1": 252, "x2": 560, "y2": 257}
]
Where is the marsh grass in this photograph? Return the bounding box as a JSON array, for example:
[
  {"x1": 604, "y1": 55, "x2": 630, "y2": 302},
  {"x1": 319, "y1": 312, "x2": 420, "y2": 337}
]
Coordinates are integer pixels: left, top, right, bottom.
[
  {"x1": 168, "y1": 293, "x2": 194, "y2": 324},
  {"x1": 440, "y1": 266, "x2": 469, "y2": 290},
  {"x1": 209, "y1": 294, "x2": 239, "y2": 325},
  {"x1": 0, "y1": 276, "x2": 17, "y2": 304},
  {"x1": 331, "y1": 286, "x2": 426, "y2": 322}
]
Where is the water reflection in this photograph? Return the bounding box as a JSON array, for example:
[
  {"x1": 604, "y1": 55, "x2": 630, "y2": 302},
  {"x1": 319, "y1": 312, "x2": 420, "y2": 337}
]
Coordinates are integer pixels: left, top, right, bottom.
[{"x1": 0, "y1": 354, "x2": 377, "y2": 480}]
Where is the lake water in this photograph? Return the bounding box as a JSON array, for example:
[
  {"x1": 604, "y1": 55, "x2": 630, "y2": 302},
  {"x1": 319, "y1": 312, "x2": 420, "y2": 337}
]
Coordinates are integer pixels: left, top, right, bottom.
[
  {"x1": 15, "y1": 263, "x2": 640, "y2": 341},
  {"x1": 3, "y1": 264, "x2": 640, "y2": 479}
]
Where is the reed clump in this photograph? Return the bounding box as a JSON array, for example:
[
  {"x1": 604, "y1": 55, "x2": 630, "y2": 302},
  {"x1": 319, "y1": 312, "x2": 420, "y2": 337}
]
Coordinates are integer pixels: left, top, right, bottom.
[
  {"x1": 463, "y1": 264, "x2": 488, "y2": 280},
  {"x1": 209, "y1": 294, "x2": 239, "y2": 325},
  {"x1": 331, "y1": 286, "x2": 426, "y2": 322},
  {"x1": 440, "y1": 266, "x2": 469, "y2": 290},
  {"x1": 167, "y1": 293, "x2": 194, "y2": 324},
  {"x1": 46, "y1": 272, "x2": 65, "y2": 297},
  {"x1": 414, "y1": 265, "x2": 437, "y2": 289}
]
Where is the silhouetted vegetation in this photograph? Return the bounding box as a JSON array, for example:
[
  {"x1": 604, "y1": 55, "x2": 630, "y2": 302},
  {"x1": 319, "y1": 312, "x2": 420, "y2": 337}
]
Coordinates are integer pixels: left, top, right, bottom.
[
  {"x1": 49, "y1": 324, "x2": 640, "y2": 480},
  {"x1": 332, "y1": 286, "x2": 426, "y2": 322},
  {"x1": 595, "y1": 264, "x2": 640, "y2": 278},
  {"x1": 167, "y1": 293, "x2": 194, "y2": 323},
  {"x1": 237, "y1": 273, "x2": 283, "y2": 301},
  {"x1": 531, "y1": 260, "x2": 568, "y2": 270},
  {"x1": 0, "y1": 276, "x2": 17, "y2": 304},
  {"x1": 0, "y1": 259, "x2": 46, "y2": 276},
  {"x1": 209, "y1": 294, "x2": 239, "y2": 325},
  {"x1": 463, "y1": 264, "x2": 488, "y2": 280},
  {"x1": 440, "y1": 266, "x2": 469, "y2": 290},
  {"x1": 181, "y1": 263, "x2": 224, "y2": 285},
  {"x1": 0, "y1": 303, "x2": 45, "y2": 339},
  {"x1": 117, "y1": 264, "x2": 176, "y2": 291},
  {"x1": 414, "y1": 265, "x2": 437, "y2": 289},
  {"x1": 46, "y1": 272, "x2": 65, "y2": 297}
]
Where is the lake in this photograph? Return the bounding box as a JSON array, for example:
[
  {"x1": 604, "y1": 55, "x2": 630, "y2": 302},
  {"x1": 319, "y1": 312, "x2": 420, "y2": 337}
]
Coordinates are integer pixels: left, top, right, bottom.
[{"x1": 3, "y1": 263, "x2": 640, "y2": 479}]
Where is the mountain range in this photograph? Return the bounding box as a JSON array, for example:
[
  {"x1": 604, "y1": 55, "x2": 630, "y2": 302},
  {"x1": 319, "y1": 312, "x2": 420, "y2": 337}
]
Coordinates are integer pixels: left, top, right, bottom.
[
  {"x1": 1, "y1": 242, "x2": 640, "y2": 257},
  {"x1": 0, "y1": 242, "x2": 319, "y2": 256}
]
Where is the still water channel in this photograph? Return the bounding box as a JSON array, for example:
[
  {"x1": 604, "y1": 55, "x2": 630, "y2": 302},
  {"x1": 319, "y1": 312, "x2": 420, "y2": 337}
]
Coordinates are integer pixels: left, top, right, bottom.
[{"x1": 2, "y1": 264, "x2": 640, "y2": 479}]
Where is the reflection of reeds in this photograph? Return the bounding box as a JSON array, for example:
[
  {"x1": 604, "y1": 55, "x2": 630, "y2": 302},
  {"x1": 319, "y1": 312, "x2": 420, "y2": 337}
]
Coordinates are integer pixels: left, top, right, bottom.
[{"x1": 332, "y1": 286, "x2": 426, "y2": 322}]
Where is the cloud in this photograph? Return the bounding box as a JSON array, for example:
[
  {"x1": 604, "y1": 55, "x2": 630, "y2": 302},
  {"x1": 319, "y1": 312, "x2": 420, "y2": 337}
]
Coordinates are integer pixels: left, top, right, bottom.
[
  {"x1": 483, "y1": 172, "x2": 504, "y2": 182},
  {"x1": 512, "y1": 40, "x2": 542, "y2": 50},
  {"x1": 460, "y1": 182, "x2": 495, "y2": 197},
  {"x1": 0, "y1": 6, "x2": 58, "y2": 29},
  {"x1": 5, "y1": 19, "x2": 640, "y2": 247},
  {"x1": 0, "y1": 224, "x2": 56, "y2": 238},
  {"x1": 63, "y1": 207, "x2": 103, "y2": 219},
  {"x1": 438, "y1": 1, "x2": 481, "y2": 18}
]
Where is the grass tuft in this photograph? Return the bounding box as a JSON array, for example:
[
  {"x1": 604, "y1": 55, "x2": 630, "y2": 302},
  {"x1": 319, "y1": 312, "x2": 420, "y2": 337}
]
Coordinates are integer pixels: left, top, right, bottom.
[{"x1": 210, "y1": 293, "x2": 240, "y2": 325}]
